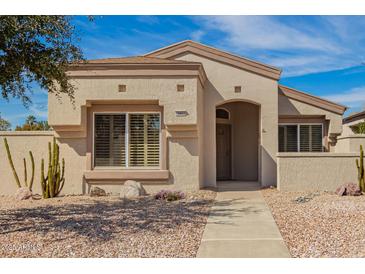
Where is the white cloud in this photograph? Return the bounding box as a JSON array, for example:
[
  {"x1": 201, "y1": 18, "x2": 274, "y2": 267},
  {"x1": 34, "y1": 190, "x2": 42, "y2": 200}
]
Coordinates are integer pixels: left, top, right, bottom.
[
  {"x1": 190, "y1": 30, "x2": 205, "y2": 41},
  {"x1": 325, "y1": 86, "x2": 365, "y2": 110},
  {"x1": 199, "y1": 16, "x2": 340, "y2": 52},
  {"x1": 30, "y1": 104, "x2": 48, "y2": 119},
  {"x1": 193, "y1": 16, "x2": 364, "y2": 76}
]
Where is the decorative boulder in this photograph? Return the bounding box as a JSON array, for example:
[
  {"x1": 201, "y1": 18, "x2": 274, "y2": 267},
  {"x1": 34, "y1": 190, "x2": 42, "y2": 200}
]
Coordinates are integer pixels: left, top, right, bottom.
[
  {"x1": 124, "y1": 180, "x2": 146, "y2": 195},
  {"x1": 345, "y1": 182, "x2": 361, "y2": 196},
  {"x1": 335, "y1": 185, "x2": 346, "y2": 196},
  {"x1": 15, "y1": 187, "x2": 32, "y2": 200},
  {"x1": 90, "y1": 186, "x2": 107, "y2": 197},
  {"x1": 335, "y1": 183, "x2": 361, "y2": 196},
  {"x1": 119, "y1": 180, "x2": 146, "y2": 199}
]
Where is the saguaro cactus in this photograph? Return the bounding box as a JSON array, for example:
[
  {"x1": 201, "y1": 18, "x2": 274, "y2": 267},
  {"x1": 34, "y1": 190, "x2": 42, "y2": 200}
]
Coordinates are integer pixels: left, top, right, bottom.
[
  {"x1": 41, "y1": 137, "x2": 65, "y2": 198},
  {"x1": 3, "y1": 138, "x2": 35, "y2": 191},
  {"x1": 356, "y1": 145, "x2": 365, "y2": 192}
]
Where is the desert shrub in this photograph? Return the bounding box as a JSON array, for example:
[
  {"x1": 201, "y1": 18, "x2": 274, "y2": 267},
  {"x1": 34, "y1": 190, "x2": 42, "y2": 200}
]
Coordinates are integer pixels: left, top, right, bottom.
[{"x1": 154, "y1": 190, "x2": 185, "y2": 201}]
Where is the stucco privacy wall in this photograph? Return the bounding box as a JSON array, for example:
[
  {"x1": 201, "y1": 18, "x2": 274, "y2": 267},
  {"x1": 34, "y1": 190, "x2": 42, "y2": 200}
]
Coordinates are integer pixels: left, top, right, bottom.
[
  {"x1": 0, "y1": 132, "x2": 85, "y2": 195},
  {"x1": 336, "y1": 135, "x2": 365, "y2": 153},
  {"x1": 176, "y1": 53, "x2": 278, "y2": 187},
  {"x1": 277, "y1": 153, "x2": 359, "y2": 191}
]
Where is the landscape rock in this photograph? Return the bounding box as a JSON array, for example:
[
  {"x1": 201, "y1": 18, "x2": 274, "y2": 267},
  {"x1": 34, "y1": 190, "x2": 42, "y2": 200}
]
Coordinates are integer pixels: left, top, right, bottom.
[
  {"x1": 119, "y1": 180, "x2": 146, "y2": 199},
  {"x1": 335, "y1": 183, "x2": 361, "y2": 196},
  {"x1": 90, "y1": 186, "x2": 107, "y2": 197},
  {"x1": 124, "y1": 180, "x2": 146, "y2": 195},
  {"x1": 335, "y1": 185, "x2": 346, "y2": 196},
  {"x1": 15, "y1": 187, "x2": 32, "y2": 200},
  {"x1": 345, "y1": 182, "x2": 361, "y2": 196},
  {"x1": 119, "y1": 185, "x2": 141, "y2": 199}
]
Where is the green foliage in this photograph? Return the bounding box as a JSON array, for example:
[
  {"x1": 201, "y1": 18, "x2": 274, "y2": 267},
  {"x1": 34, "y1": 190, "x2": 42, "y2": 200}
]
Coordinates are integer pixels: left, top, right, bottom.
[
  {"x1": 356, "y1": 145, "x2": 365, "y2": 192},
  {"x1": 0, "y1": 113, "x2": 11, "y2": 131},
  {"x1": 15, "y1": 115, "x2": 51, "y2": 131},
  {"x1": 3, "y1": 138, "x2": 35, "y2": 190},
  {"x1": 41, "y1": 137, "x2": 65, "y2": 198},
  {"x1": 0, "y1": 16, "x2": 84, "y2": 105},
  {"x1": 351, "y1": 121, "x2": 365, "y2": 134}
]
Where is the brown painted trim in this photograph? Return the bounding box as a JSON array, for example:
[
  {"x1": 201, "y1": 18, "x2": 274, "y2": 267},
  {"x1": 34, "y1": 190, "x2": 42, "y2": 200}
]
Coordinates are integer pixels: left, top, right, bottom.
[
  {"x1": 84, "y1": 170, "x2": 169, "y2": 180},
  {"x1": 67, "y1": 68, "x2": 207, "y2": 87},
  {"x1": 343, "y1": 110, "x2": 365, "y2": 124},
  {"x1": 279, "y1": 85, "x2": 347, "y2": 115},
  {"x1": 0, "y1": 131, "x2": 54, "y2": 136},
  {"x1": 279, "y1": 115, "x2": 326, "y2": 124},
  {"x1": 69, "y1": 63, "x2": 202, "y2": 70},
  {"x1": 165, "y1": 124, "x2": 197, "y2": 131},
  {"x1": 145, "y1": 40, "x2": 282, "y2": 80}
]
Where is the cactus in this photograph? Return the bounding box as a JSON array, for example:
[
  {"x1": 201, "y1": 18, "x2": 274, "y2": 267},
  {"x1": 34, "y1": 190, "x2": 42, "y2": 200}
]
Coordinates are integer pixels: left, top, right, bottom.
[
  {"x1": 4, "y1": 138, "x2": 21, "y2": 188},
  {"x1": 3, "y1": 138, "x2": 35, "y2": 191},
  {"x1": 40, "y1": 137, "x2": 65, "y2": 198},
  {"x1": 356, "y1": 145, "x2": 365, "y2": 193}
]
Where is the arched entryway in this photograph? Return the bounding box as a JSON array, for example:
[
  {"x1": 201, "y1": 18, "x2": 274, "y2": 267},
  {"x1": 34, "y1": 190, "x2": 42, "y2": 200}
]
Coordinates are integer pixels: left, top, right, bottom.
[{"x1": 216, "y1": 101, "x2": 260, "y2": 182}]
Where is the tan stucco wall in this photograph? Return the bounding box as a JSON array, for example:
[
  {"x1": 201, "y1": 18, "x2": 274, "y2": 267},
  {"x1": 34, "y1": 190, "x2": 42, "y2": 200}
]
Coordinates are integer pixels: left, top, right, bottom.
[
  {"x1": 336, "y1": 134, "x2": 365, "y2": 153},
  {"x1": 0, "y1": 132, "x2": 85, "y2": 196},
  {"x1": 176, "y1": 53, "x2": 278, "y2": 187},
  {"x1": 48, "y1": 74, "x2": 204, "y2": 192},
  {"x1": 278, "y1": 94, "x2": 343, "y2": 135},
  {"x1": 49, "y1": 77, "x2": 200, "y2": 128},
  {"x1": 277, "y1": 152, "x2": 359, "y2": 191}
]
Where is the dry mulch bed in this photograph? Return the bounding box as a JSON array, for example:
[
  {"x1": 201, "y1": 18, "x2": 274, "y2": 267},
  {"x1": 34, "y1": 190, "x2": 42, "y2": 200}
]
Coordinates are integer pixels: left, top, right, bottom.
[
  {"x1": 0, "y1": 190, "x2": 215, "y2": 258},
  {"x1": 262, "y1": 188, "x2": 365, "y2": 257}
]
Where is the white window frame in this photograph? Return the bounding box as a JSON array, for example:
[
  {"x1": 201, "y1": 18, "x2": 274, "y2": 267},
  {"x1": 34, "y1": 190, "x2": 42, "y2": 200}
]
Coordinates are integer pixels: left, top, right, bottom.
[
  {"x1": 278, "y1": 123, "x2": 324, "y2": 152},
  {"x1": 93, "y1": 111, "x2": 162, "y2": 170}
]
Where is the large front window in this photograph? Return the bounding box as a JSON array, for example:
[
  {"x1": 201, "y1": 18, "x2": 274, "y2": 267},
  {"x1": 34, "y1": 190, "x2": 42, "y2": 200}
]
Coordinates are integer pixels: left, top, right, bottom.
[
  {"x1": 279, "y1": 124, "x2": 323, "y2": 152},
  {"x1": 94, "y1": 113, "x2": 160, "y2": 168}
]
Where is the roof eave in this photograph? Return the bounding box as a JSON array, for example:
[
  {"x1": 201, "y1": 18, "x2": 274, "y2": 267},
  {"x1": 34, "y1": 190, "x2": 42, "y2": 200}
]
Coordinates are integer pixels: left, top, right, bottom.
[
  {"x1": 279, "y1": 85, "x2": 348, "y2": 115},
  {"x1": 145, "y1": 40, "x2": 282, "y2": 80}
]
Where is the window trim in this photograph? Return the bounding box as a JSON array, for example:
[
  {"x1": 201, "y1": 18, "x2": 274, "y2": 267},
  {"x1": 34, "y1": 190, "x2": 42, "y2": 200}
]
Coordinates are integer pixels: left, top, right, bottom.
[
  {"x1": 92, "y1": 111, "x2": 162, "y2": 170},
  {"x1": 278, "y1": 123, "x2": 324, "y2": 152}
]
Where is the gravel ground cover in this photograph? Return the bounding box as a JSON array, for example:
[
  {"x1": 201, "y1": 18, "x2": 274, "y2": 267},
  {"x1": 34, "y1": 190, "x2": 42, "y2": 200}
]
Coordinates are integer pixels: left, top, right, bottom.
[
  {"x1": 0, "y1": 190, "x2": 215, "y2": 258},
  {"x1": 262, "y1": 188, "x2": 365, "y2": 257}
]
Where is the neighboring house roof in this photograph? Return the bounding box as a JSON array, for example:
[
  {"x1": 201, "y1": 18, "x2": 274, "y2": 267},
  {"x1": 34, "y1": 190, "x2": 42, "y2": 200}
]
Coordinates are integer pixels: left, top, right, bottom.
[
  {"x1": 343, "y1": 110, "x2": 365, "y2": 124},
  {"x1": 279, "y1": 85, "x2": 347, "y2": 115},
  {"x1": 145, "y1": 40, "x2": 282, "y2": 80}
]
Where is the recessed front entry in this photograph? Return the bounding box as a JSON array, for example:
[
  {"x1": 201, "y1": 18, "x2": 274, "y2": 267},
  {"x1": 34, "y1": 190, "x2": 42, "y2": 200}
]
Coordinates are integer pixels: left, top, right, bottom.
[
  {"x1": 216, "y1": 101, "x2": 260, "y2": 182},
  {"x1": 216, "y1": 123, "x2": 232, "y2": 180}
]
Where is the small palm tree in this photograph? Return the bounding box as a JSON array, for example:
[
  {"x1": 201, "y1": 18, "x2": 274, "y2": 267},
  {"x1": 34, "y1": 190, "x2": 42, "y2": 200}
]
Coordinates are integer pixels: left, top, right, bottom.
[
  {"x1": 352, "y1": 121, "x2": 365, "y2": 134},
  {"x1": 25, "y1": 115, "x2": 37, "y2": 126}
]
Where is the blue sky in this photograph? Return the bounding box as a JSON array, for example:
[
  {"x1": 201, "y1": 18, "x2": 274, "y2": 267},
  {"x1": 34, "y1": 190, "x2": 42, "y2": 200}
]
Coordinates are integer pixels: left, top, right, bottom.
[{"x1": 1, "y1": 15, "x2": 365, "y2": 128}]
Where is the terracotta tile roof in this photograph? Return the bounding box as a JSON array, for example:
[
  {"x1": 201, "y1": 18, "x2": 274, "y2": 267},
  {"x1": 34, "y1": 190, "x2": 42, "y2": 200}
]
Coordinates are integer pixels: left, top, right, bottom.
[{"x1": 84, "y1": 56, "x2": 197, "y2": 64}]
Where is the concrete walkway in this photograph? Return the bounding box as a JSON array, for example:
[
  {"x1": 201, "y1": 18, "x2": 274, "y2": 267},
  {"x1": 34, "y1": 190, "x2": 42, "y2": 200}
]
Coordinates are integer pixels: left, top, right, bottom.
[{"x1": 197, "y1": 182, "x2": 290, "y2": 258}]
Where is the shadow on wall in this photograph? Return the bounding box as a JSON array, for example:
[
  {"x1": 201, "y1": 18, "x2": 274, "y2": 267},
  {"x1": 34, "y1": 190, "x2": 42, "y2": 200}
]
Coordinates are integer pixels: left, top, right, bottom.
[
  {"x1": 169, "y1": 138, "x2": 199, "y2": 157},
  {"x1": 278, "y1": 90, "x2": 301, "y2": 115},
  {"x1": 261, "y1": 146, "x2": 277, "y2": 187},
  {"x1": 57, "y1": 138, "x2": 86, "y2": 157}
]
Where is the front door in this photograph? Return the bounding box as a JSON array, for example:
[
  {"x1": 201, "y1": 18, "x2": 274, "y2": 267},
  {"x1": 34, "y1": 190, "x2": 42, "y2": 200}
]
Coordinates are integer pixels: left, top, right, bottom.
[{"x1": 216, "y1": 123, "x2": 232, "y2": 180}]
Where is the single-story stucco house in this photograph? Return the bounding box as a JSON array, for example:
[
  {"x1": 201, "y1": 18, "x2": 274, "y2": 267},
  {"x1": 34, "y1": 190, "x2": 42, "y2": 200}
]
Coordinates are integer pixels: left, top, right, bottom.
[{"x1": 1, "y1": 40, "x2": 364, "y2": 195}]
